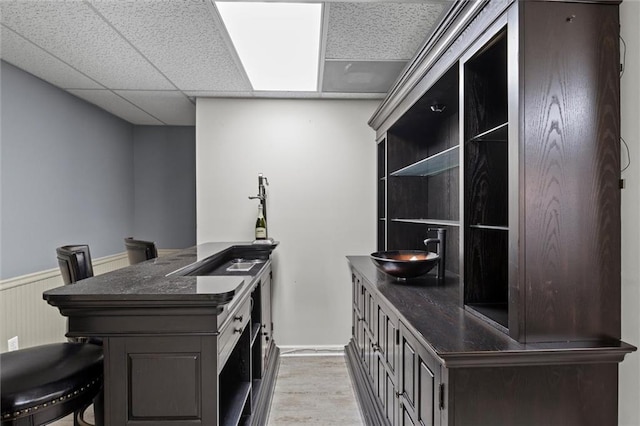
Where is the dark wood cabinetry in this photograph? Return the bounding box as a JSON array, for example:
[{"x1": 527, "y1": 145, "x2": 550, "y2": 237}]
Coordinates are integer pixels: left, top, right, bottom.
[
  {"x1": 398, "y1": 322, "x2": 441, "y2": 426},
  {"x1": 44, "y1": 243, "x2": 280, "y2": 426},
  {"x1": 373, "y1": 0, "x2": 624, "y2": 343},
  {"x1": 347, "y1": 0, "x2": 634, "y2": 425},
  {"x1": 346, "y1": 257, "x2": 633, "y2": 426}
]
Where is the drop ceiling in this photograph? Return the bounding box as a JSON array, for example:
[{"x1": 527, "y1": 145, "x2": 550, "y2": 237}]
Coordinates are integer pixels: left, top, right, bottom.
[{"x1": 0, "y1": 1, "x2": 452, "y2": 126}]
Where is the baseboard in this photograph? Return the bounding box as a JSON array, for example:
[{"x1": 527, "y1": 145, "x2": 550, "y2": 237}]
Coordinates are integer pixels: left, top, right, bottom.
[{"x1": 278, "y1": 344, "x2": 346, "y2": 357}]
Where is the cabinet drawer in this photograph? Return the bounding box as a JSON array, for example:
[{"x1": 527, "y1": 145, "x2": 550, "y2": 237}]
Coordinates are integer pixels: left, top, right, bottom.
[{"x1": 218, "y1": 297, "x2": 251, "y2": 371}]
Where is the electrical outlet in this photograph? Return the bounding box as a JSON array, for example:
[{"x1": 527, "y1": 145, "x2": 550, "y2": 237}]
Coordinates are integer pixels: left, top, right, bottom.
[{"x1": 8, "y1": 336, "x2": 19, "y2": 351}]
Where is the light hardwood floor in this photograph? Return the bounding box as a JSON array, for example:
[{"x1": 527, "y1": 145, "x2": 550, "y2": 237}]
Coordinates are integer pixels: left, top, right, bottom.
[
  {"x1": 268, "y1": 354, "x2": 363, "y2": 425},
  {"x1": 50, "y1": 353, "x2": 363, "y2": 425}
]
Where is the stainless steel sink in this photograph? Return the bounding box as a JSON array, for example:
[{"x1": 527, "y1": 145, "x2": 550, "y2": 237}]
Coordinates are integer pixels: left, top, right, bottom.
[
  {"x1": 168, "y1": 247, "x2": 271, "y2": 277},
  {"x1": 226, "y1": 262, "x2": 255, "y2": 272}
]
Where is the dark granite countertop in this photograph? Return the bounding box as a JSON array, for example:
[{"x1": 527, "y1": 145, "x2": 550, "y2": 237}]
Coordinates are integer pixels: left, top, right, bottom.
[
  {"x1": 44, "y1": 242, "x2": 269, "y2": 306},
  {"x1": 347, "y1": 255, "x2": 635, "y2": 367}
]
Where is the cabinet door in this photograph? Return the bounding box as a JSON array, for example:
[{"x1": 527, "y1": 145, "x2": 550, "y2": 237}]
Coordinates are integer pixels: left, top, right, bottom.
[
  {"x1": 376, "y1": 355, "x2": 399, "y2": 426},
  {"x1": 260, "y1": 269, "x2": 272, "y2": 366},
  {"x1": 351, "y1": 272, "x2": 366, "y2": 360},
  {"x1": 377, "y1": 300, "x2": 398, "y2": 375},
  {"x1": 357, "y1": 274, "x2": 374, "y2": 332},
  {"x1": 364, "y1": 325, "x2": 376, "y2": 383},
  {"x1": 377, "y1": 299, "x2": 399, "y2": 425},
  {"x1": 400, "y1": 322, "x2": 442, "y2": 426},
  {"x1": 351, "y1": 271, "x2": 360, "y2": 310},
  {"x1": 401, "y1": 403, "x2": 416, "y2": 426}
]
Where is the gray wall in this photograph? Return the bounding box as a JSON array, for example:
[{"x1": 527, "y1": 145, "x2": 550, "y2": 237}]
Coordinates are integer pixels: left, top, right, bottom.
[
  {"x1": 1, "y1": 61, "x2": 134, "y2": 279},
  {"x1": 132, "y1": 126, "x2": 196, "y2": 248},
  {"x1": 0, "y1": 61, "x2": 196, "y2": 279}
]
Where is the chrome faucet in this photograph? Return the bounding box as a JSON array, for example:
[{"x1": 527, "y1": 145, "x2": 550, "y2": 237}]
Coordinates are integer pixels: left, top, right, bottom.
[
  {"x1": 249, "y1": 173, "x2": 269, "y2": 222},
  {"x1": 424, "y1": 227, "x2": 446, "y2": 282}
]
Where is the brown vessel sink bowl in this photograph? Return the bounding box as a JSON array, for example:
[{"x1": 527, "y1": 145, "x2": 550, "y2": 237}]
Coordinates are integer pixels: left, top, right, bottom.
[{"x1": 370, "y1": 250, "x2": 440, "y2": 279}]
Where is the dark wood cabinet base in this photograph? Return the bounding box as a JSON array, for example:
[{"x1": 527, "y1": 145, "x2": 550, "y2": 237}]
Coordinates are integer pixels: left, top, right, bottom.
[
  {"x1": 345, "y1": 340, "x2": 386, "y2": 426},
  {"x1": 44, "y1": 244, "x2": 280, "y2": 426},
  {"x1": 348, "y1": 257, "x2": 634, "y2": 426}
]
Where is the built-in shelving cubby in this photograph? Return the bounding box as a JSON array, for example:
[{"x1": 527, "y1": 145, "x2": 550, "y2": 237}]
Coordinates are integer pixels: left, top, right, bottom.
[
  {"x1": 462, "y1": 28, "x2": 509, "y2": 329},
  {"x1": 380, "y1": 64, "x2": 460, "y2": 269},
  {"x1": 219, "y1": 328, "x2": 252, "y2": 426},
  {"x1": 377, "y1": 137, "x2": 387, "y2": 251},
  {"x1": 390, "y1": 145, "x2": 459, "y2": 177},
  {"x1": 355, "y1": 1, "x2": 632, "y2": 422}
]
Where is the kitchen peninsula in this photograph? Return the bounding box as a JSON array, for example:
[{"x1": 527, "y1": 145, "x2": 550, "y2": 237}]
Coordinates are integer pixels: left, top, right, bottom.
[{"x1": 43, "y1": 242, "x2": 279, "y2": 426}]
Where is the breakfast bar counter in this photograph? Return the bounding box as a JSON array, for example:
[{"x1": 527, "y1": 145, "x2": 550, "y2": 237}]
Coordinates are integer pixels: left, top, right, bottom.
[{"x1": 44, "y1": 242, "x2": 279, "y2": 426}]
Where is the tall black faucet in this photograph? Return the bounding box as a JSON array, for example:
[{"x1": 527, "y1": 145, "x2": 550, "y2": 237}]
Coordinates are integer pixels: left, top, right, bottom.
[
  {"x1": 249, "y1": 173, "x2": 269, "y2": 222},
  {"x1": 424, "y1": 227, "x2": 446, "y2": 282}
]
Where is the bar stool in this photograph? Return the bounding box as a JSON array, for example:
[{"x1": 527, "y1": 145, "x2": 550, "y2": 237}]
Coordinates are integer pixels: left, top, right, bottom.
[
  {"x1": 124, "y1": 237, "x2": 158, "y2": 265},
  {"x1": 56, "y1": 245, "x2": 93, "y2": 285},
  {"x1": 56, "y1": 245, "x2": 101, "y2": 347},
  {"x1": 1, "y1": 342, "x2": 103, "y2": 426}
]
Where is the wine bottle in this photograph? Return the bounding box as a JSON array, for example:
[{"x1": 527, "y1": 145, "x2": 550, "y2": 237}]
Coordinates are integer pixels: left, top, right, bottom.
[{"x1": 255, "y1": 204, "x2": 267, "y2": 240}]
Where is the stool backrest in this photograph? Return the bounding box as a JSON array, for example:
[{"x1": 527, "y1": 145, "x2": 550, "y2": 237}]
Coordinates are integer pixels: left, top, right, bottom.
[
  {"x1": 124, "y1": 237, "x2": 158, "y2": 265},
  {"x1": 56, "y1": 245, "x2": 94, "y2": 285}
]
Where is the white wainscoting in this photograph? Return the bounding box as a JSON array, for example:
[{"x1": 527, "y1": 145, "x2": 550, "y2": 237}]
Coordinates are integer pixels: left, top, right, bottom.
[{"x1": 0, "y1": 249, "x2": 179, "y2": 352}]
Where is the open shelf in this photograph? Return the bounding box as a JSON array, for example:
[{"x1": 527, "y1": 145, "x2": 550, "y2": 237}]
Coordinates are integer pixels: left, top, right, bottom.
[
  {"x1": 390, "y1": 145, "x2": 459, "y2": 177},
  {"x1": 465, "y1": 303, "x2": 508, "y2": 331},
  {"x1": 219, "y1": 381, "x2": 251, "y2": 426},
  {"x1": 219, "y1": 334, "x2": 251, "y2": 425},
  {"x1": 467, "y1": 122, "x2": 507, "y2": 143},
  {"x1": 391, "y1": 218, "x2": 460, "y2": 227},
  {"x1": 468, "y1": 224, "x2": 508, "y2": 231}
]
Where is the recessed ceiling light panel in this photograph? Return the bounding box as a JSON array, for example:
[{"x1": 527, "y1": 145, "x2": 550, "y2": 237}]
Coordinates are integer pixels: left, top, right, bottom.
[{"x1": 216, "y1": 2, "x2": 322, "y2": 92}]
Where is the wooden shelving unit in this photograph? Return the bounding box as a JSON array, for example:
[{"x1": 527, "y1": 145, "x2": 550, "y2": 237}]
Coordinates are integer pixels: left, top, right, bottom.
[{"x1": 351, "y1": 1, "x2": 635, "y2": 425}]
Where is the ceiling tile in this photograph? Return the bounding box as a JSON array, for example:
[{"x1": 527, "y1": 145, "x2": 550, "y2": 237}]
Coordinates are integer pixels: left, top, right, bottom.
[
  {"x1": 68, "y1": 89, "x2": 163, "y2": 125},
  {"x1": 0, "y1": 0, "x2": 174, "y2": 90},
  {"x1": 89, "y1": 0, "x2": 251, "y2": 92},
  {"x1": 0, "y1": 26, "x2": 102, "y2": 90},
  {"x1": 325, "y1": 2, "x2": 445, "y2": 60},
  {"x1": 115, "y1": 91, "x2": 195, "y2": 126},
  {"x1": 322, "y1": 60, "x2": 407, "y2": 93}
]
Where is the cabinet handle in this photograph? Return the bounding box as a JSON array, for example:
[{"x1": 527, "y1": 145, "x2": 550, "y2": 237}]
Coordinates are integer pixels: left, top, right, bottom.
[
  {"x1": 233, "y1": 328, "x2": 243, "y2": 334},
  {"x1": 372, "y1": 343, "x2": 381, "y2": 352},
  {"x1": 234, "y1": 315, "x2": 244, "y2": 322}
]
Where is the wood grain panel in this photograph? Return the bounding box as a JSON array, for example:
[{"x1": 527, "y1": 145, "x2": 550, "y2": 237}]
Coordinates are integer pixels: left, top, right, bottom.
[
  {"x1": 388, "y1": 176, "x2": 430, "y2": 219},
  {"x1": 521, "y1": 2, "x2": 621, "y2": 342},
  {"x1": 464, "y1": 228, "x2": 508, "y2": 306},
  {"x1": 464, "y1": 31, "x2": 507, "y2": 139},
  {"x1": 464, "y1": 140, "x2": 508, "y2": 227},
  {"x1": 450, "y1": 363, "x2": 619, "y2": 426}
]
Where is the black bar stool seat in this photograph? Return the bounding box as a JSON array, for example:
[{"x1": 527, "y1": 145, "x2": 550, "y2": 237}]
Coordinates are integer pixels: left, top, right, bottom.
[{"x1": 1, "y1": 343, "x2": 103, "y2": 425}]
